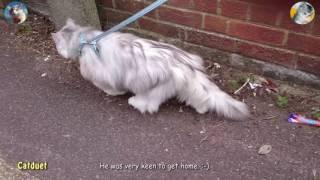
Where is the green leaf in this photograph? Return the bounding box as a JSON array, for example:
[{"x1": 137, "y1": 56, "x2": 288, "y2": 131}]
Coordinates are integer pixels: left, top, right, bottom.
[
  {"x1": 276, "y1": 95, "x2": 288, "y2": 108},
  {"x1": 311, "y1": 108, "x2": 320, "y2": 119}
]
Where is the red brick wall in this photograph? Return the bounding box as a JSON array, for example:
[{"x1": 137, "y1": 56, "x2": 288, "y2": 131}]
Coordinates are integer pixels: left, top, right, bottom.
[{"x1": 96, "y1": 0, "x2": 320, "y2": 76}]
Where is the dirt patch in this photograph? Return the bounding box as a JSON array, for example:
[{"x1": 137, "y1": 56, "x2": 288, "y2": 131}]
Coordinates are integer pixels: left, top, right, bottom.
[{"x1": 11, "y1": 11, "x2": 81, "y2": 83}]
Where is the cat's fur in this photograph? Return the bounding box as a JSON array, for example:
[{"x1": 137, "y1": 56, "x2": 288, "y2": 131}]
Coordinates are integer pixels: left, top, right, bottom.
[{"x1": 52, "y1": 19, "x2": 249, "y2": 120}]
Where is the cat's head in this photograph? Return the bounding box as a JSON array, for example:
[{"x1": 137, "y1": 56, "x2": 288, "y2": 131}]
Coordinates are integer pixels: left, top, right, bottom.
[{"x1": 51, "y1": 18, "x2": 80, "y2": 59}]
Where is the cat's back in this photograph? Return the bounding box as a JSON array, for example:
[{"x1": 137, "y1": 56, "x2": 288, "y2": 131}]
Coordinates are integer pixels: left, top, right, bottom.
[{"x1": 103, "y1": 32, "x2": 140, "y2": 43}]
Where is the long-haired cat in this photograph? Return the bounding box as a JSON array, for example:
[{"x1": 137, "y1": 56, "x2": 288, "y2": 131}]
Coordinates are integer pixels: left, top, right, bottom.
[{"x1": 51, "y1": 18, "x2": 249, "y2": 120}]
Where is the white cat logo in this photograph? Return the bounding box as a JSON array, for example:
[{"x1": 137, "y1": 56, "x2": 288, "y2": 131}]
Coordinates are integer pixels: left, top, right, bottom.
[
  {"x1": 290, "y1": 2, "x2": 315, "y2": 25},
  {"x1": 11, "y1": 5, "x2": 27, "y2": 24}
]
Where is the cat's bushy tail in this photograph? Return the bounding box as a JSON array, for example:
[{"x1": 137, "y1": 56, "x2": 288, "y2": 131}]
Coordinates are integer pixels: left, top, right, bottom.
[{"x1": 177, "y1": 70, "x2": 250, "y2": 120}]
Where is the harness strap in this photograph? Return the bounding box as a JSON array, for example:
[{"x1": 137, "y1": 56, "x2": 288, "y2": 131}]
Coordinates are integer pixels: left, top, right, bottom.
[
  {"x1": 79, "y1": 33, "x2": 99, "y2": 56},
  {"x1": 78, "y1": 0, "x2": 168, "y2": 56}
]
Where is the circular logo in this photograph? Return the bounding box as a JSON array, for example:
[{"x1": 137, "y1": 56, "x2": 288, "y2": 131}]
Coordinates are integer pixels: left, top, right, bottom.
[
  {"x1": 290, "y1": 1, "x2": 315, "y2": 25},
  {"x1": 4, "y1": 1, "x2": 28, "y2": 24}
]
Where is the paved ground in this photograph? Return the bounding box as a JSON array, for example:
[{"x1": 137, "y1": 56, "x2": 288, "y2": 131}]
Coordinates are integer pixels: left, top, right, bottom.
[{"x1": 0, "y1": 31, "x2": 319, "y2": 180}]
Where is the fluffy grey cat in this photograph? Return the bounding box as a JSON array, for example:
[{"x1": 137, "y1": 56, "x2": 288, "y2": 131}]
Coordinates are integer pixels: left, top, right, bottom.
[{"x1": 52, "y1": 18, "x2": 249, "y2": 120}]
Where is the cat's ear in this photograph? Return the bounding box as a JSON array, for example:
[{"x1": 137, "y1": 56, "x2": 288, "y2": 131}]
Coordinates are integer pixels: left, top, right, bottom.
[
  {"x1": 66, "y1": 18, "x2": 76, "y2": 27},
  {"x1": 51, "y1": 32, "x2": 60, "y2": 43},
  {"x1": 51, "y1": 33, "x2": 57, "y2": 41}
]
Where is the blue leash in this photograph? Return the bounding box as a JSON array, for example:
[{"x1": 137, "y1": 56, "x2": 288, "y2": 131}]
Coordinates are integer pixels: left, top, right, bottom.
[{"x1": 79, "y1": 0, "x2": 168, "y2": 56}]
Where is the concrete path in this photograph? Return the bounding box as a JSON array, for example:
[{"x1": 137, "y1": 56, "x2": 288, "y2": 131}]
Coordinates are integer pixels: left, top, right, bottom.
[{"x1": 0, "y1": 32, "x2": 319, "y2": 180}]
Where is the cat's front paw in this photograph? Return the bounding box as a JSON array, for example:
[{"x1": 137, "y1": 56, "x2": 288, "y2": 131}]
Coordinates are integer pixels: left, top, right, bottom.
[
  {"x1": 128, "y1": 96, "x2": 148, "y2": 113},
  {"x1": 195, "y1": 105, "x2": 208, "y2": 114},
  {"x1": 146, "y1": 102, "x2": 159, "y2": 114},
  {"x1": 128, "y1": 96, "x2": 161, "y2": 114}
]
